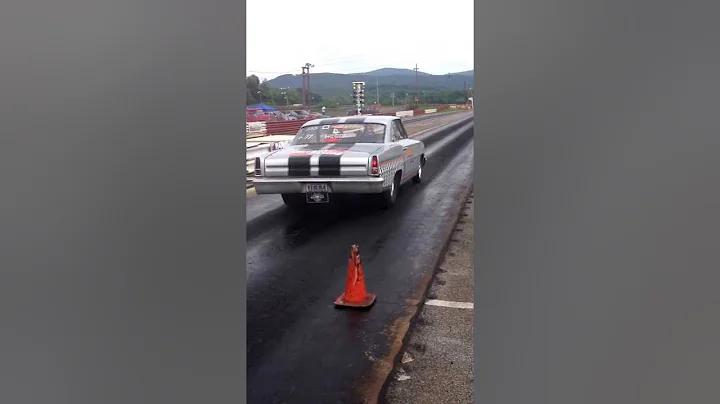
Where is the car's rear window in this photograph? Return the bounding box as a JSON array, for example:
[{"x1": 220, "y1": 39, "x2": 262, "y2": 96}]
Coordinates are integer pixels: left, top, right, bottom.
[{"x1": 291, "y1": 123, "x2": 386, "y2": 145}]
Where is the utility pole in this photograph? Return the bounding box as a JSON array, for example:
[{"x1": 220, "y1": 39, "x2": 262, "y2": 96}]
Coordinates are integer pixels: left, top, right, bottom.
[
  {"x1": 376, "y1": 76, "x2": 379, "y2": 105},
  {"x1": 413, "y1": 63, "x2": 419, "y2": 104},
  {"x1": 280, "y1": 87, "x2": 289, "y2": 106},
  {"x1": 464, "y1": 80, "x2": 468, "y2": 105},
  {"x1": 390, "y1": 92, "x2": 395, "y2": 107},
  {"x1": 465, "y1": 80, "x2": 471, "y2": 105},
  {"x1": 304, "y1": 63, "x2": 313, "y2": 108},
  {"x1": 301, "y1": 66, "x2": 308, "y2": 108}
]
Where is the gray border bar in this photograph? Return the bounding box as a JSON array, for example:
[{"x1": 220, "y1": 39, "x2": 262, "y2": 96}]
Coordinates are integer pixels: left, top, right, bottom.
[
  {"x1": 475, "y1": 1, "x2": 720, "y2": 403},
  {"x1": 0, "y1": 1, "x2": 248, "y2": 403}
]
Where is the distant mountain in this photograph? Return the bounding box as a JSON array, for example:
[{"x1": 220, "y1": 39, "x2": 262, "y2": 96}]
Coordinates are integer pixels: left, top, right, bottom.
[
  {"x1": 362, "y1": 68, "x2": 432, "y2": 77},
  {"x1": 265, "y1": 67, "x2": 473, "y2": 97}
]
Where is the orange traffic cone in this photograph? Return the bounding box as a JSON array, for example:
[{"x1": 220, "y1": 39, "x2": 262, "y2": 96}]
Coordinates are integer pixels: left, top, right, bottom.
[{"x1": 334, "y1": 244, "x2": 376, "y2": 308}]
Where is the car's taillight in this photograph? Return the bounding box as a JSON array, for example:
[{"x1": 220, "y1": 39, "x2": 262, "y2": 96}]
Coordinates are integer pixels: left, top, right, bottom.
[
  {"x1": 370, "y1": 156, "x2": 379, "y2": 175},
  {"x1": 254, "y1": 157, "x2": 262, "y2": 176}
]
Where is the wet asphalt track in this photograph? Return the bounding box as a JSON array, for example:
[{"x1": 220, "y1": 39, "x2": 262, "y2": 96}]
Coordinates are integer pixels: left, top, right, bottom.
[{"x1": 246, "y1": 113, "x2": 474, "y2": 404}]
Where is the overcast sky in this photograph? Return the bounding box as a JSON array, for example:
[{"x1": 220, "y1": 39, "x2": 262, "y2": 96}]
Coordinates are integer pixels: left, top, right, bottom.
[{"x1": 246, "y1": 0, "x2": 474, "y2": 81}]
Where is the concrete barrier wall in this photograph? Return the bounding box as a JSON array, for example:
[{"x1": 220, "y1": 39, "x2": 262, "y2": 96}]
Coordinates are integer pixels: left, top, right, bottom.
[
  {"x1": 264, "y1": 119, "x2": 311, "y2": 136},
  {"x1": 247, "y1": 122, "x2": 267, "y2": 137},
  {"x1": 424, "y1": 108, "x2": 437, "y2": 114},
  {"x1": 246, "y1": 119, "x2": 312, "y2": 138},
  {"x1": 246, "y1": 144, "x2": 272, "y2": 173},
  {"x1": 396, "y1": 110, "x2": 414, "y2": 117}
]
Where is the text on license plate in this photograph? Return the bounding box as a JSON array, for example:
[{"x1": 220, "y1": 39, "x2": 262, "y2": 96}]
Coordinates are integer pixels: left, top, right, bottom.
[{"x1": 305, "y1": 183, "x2": 329, "y2": 193}]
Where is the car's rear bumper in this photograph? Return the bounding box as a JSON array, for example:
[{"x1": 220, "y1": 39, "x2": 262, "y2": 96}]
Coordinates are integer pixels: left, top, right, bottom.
[{"x1": 252, "y1": 176, "x2": 385, "y2": 194}]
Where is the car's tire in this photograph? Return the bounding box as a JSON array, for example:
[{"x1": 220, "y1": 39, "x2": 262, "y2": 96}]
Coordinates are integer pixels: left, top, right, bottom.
[
  {"x1": 412, "y1": 157, "x2": 424, "y2": 184},
  {"x1": 281, "y1": 193, "x2": 305, "y2": 207},
  {"x1": 379, "y1": 173, "x2": 400, "y2": 209}
]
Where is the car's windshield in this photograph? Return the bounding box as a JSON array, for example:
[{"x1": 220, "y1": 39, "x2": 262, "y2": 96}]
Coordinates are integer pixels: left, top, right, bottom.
[{"x1": 292, "y1": 123, "x2": 386, "y2": 145}]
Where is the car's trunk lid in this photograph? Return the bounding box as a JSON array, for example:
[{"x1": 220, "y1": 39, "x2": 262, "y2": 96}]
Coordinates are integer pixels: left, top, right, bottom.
[{"x1": 263, "y1": 143, "x2": 384, "y2": 177}]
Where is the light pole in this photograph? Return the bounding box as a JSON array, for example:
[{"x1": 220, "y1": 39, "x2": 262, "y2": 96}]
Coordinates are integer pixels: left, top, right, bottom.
[
  {"x1": 257, "y1": 90, "x2": 262, "y2": 103},
  {"x1": 280, "y1": 87, "x2": 289, "y2": 106},
  {"x1": 390, "y1": 92, "x2": 395, "y2": 107}
]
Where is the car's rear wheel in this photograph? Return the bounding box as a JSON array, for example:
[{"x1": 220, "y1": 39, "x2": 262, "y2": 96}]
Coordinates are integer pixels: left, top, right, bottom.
[
  {"x1": 281, "y1": 193, "x2": 305, "y2": 207},
  {"x1": 412, "y1": 157, "x2": 424, "y2": 184},
  {"x1": 379, "y1": 173, "x2": 400, "y2": 209}
]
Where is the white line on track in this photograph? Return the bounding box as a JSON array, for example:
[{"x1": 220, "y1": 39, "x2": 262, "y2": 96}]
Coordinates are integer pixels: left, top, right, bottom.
[{"x1": 424, "y1": 299, "x2": 474, "y2": 309}]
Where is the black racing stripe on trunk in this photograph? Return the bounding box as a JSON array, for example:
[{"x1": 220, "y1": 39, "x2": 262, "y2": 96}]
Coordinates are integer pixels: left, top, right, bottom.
[
  {"x1": 318, "y1": 155, "x2": 342, "y2": 176},
  {"x1": 318, "y1": 118, "x2": 341, "y2": 125},
  {"x1": 288, "y1": 155, "x2": 311, "y2": 176},
  {"x1": 342, "y1": 117, "x2": 367, "y2": 124}
]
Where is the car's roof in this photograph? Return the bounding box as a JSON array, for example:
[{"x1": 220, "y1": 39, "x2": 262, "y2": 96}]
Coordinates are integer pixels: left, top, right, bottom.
[{"x1": 301, "y1": 115, "x2": 399, "y2": 127}]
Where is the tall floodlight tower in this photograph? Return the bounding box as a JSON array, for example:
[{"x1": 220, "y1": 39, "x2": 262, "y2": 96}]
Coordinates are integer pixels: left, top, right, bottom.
[{"x1": 352, "y1": 81, "x2": 366, "y2": 116}]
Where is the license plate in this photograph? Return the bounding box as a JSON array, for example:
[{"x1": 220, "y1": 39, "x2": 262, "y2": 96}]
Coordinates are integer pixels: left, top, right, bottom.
[
  {"x1": 305, "y1": 183, "x2": 329, "y2": 193},
  {"x1": 306, "y1": 192, "x2": 329, "y2": 204}
]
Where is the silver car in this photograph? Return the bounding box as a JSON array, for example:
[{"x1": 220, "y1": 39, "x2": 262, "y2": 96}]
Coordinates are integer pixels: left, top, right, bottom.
[{"x1": 252, "y1": 115, "x2": 426, "y2": 209}]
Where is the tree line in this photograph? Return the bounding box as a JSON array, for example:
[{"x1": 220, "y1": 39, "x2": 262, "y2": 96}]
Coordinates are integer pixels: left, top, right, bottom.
[
  {"x1": 247, "y1": 75, "x2": 472, "y2": 109},
  {"x1": 246, "y1": 75, "x2": 323, "y2": 107}
]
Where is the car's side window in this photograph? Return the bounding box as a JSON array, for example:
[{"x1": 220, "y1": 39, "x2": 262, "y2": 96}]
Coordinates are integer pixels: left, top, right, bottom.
[
  {"x1": 389, "y1": 123, "x2": 401, "y2": 142},
  {"x1": 393, "y1": 121, "x2": 407, "y2": 140}
]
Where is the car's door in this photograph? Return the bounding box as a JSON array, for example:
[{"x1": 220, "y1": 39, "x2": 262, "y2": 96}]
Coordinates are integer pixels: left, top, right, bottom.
[{"x1": 393, "y1": 120, "x2": 421, "y2": 179}]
